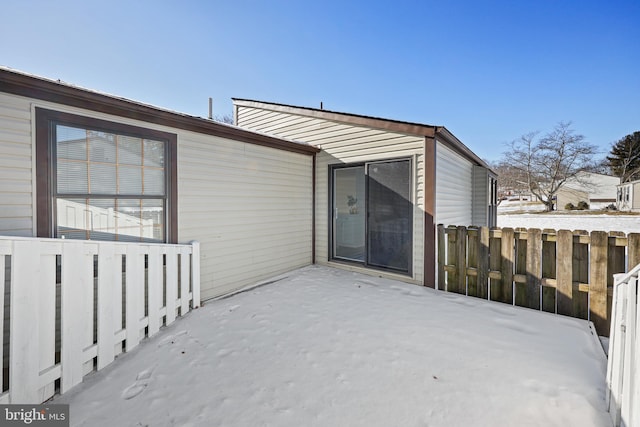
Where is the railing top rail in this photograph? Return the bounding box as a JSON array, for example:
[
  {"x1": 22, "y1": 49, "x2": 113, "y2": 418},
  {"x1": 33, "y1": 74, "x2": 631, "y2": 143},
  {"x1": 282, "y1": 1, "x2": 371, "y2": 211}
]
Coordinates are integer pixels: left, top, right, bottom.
[
  {"x1": 0, "y1": 235, "x2": 195, "y2": 249},
  {"x1": 613, "y1": 262, "x2": 640, "y2": 286}
]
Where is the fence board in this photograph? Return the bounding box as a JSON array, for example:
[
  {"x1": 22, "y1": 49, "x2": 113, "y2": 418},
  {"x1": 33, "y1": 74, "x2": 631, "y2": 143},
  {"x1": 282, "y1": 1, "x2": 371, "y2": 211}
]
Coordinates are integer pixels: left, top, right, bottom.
[
  {"x1": 573, "y1": 232, "x2": 589, "y2": 319},
  {"x1": 191, "y1": 242, "x2": 201, "y2": 308},
  {"x1": 147, "y1": 246, "x2": 162, "y2": 337},
  {"x1": 468, "y1": 229, "x2": 478, "y2": 297},
  {"x1": 526, "y1": 229, "x2": 542, "y2": 310},
  {"x1": 97, "y1": 244, "x2": 116, "y2": 370},
  {"x1": 61, "y1": 241, "x2": 90, "y2": 394},
  {"x1": 541, "y1": 237, "x2": 557, "y2": 313},
  {"x1": 557, "y1": 230, "x2": 573, "y2": 316},
  {"x1": 38, "y1": 254, "x2": 56, "y2": 402},
  {"x1": 0, "y1": 237, "x2": 200, "y2": 405},
  {"x1": 437, "y1": 225, "x2": 446, "y2": 290},
  {"x1": 10, "y1": 241, "x2": 40, "y2": 403},
  {"x1": 165, "y1": 250, "x2": 178, "y2": 325},
  {"x1": 437, "y1": 225, "x2": 640, "y2": 338},
  {"x1": 478, "y1": 227, "x2": 489, "y2": 299},
  {"x1": 591, "y1": 231, "x2": 609, "y2": 335},
  {"x1": 180, "y1": 249, "x2": 190, "y2": 315},
  {"x1": 515, "y1": 234, "x2": 528, "y2": 307},
  {"x1": 125, "y1": 245, "x2": 144, "y2": 352},
  {"x1": 620, "y1": 276, "x2": 636, "y2": 425},
  {"x1": 629, "y1": 233, "x2": 640, "y2": 270},
  {"x1": 0, "y1": 254, "x2": 4, "y2": 393},
  {"x1": 499, "y1": 228, "x2": 514, "y2": 304}
]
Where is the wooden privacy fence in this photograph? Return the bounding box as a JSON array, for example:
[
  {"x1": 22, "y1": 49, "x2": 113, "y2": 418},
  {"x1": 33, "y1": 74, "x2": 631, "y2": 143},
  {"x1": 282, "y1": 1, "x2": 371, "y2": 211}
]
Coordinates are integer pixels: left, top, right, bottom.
[
  {"x1": 0, "y1": 236, "x2": 200, "y2": 404},
  {"x1": 437, "y1": 225, "x2": 640, "y2": 336},
  {"x1": 607, "y1": 264, "x2": 639, "y2": 427}
]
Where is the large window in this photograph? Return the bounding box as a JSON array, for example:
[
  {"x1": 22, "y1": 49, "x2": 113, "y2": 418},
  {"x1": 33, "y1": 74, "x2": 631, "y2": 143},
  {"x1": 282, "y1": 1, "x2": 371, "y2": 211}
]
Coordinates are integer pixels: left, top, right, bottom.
[
  {"x1": 36, "y1": 108, "x2": 177, "y2": 243},
  {"x1": 331, "y1": 158, "x2": 413, "y2": 274}
]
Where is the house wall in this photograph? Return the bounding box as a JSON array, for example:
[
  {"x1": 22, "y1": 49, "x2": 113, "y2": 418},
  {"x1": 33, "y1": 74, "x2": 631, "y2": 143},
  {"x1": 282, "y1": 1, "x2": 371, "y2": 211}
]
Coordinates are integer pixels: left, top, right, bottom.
[
  {"x1": 557, "y1": 188, "x2": 589, "y2": 209},
  {"x1": 471, "y1": 165, "x2": 490, "y2": 226},
  {"x1": 435, "y1": 143, "x2": 473, "y2": 226},
  {"x1": 0, "y1": 92, "x2": 313, "y2": 300},
  {"x1": 634, "y1": 183, "x2": 640, "y2": 210},
  {"x1": 0, "y1": 93, "x2": 33, "y2": 236},
  {"x1": 236, "y1": 105, "x2": 425, "y2": 284}
]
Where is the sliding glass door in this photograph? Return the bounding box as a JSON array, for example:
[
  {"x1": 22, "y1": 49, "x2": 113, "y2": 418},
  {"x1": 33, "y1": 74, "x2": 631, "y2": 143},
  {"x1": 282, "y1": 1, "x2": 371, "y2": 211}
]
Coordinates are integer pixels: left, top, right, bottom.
[
  {"x1": 331, "y1": 159, "x2": 412, "y2": 273},
  {"x1": 333, "y1": 166, "x2": 366, "y2": 262}
]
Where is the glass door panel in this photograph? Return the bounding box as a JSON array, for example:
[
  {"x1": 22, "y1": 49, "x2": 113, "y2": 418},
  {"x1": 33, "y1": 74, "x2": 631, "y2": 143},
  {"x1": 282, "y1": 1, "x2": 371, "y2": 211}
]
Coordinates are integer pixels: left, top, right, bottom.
[
  {"x1": 333, "y1": 166, "x2": 366, "y2": 261},
  {"x1": 367, "y1": 160, "x2": 412, "y2": 272}
]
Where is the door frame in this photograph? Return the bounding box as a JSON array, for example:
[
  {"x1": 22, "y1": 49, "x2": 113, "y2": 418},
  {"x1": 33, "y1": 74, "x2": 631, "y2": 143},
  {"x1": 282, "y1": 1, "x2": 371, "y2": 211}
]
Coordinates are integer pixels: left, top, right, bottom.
[{"x1": 328, "y1": 157, "x2": 413, "y2": 275}]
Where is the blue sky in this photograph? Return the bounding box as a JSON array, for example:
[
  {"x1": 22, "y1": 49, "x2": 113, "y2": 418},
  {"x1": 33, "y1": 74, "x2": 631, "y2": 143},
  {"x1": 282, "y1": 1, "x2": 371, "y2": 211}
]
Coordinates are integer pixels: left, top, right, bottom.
[{"x1": 1, "y1": 0, "x2": 638, "y2": 162}]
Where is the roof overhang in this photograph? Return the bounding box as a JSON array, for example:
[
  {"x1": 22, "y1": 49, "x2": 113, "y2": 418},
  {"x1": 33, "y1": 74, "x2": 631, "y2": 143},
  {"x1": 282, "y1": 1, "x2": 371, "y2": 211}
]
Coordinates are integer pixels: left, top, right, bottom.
[
  {"x1": 0, "y1": 68, "x2": 319, "y2": 156},
  {"x1": 233, "y1": 98, "x2": 492, "y2": 170}
]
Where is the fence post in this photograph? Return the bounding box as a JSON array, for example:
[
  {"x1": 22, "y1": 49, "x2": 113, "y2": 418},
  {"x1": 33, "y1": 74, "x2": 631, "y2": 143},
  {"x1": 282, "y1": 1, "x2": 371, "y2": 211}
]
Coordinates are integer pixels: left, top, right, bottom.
[
  {"x1": 590, "y1": 231, "x2": 609, "y2": 336},
  {"x1": 191, "y1": 241, "x2": 201, "y2": 308},
  {"x1": 447, "y1": 227, "x2": 457, "y2": 293},
  {"x1": 468, "y1": 228, "x2": 478, "y2": 297},
  {"x1": 478, "y1": 226, "x2": 490, "y2": 299},
  {"x1": 526, "y1": 228, "x2": 542, "y2": 310},
  {"x1": 456, "y1": 226, "x2": 467, "y2": 294},
  {"x1": 556, "y1": 230, "x2": 573, "y2": 316},
  {"x1": 437, "y1": 225, "x2": 446, "y2": 291}
]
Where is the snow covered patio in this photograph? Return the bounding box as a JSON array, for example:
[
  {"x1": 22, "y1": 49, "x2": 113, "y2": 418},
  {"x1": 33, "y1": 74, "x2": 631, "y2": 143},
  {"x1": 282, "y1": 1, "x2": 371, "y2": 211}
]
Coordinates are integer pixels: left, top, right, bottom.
[{"x1": 57, "y1": 266, "x2": 611, "y2": 427}]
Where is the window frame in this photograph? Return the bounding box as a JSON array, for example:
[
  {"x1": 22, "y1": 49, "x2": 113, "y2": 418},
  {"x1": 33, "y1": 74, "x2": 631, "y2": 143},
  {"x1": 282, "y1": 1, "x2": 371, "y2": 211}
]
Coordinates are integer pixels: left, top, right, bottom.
[{"x1": 36, "y1": 108, "x2": 178, "y2": 243}]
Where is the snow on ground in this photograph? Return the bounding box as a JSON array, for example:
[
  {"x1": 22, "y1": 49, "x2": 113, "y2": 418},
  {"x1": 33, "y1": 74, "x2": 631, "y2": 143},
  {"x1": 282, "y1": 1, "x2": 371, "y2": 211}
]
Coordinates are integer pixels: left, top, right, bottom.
[
  {"x1": 498, "y1": 213, "x2": 640, "y2": 234},
  {"x1": 498, "y1": 200, "x2": 640, "y2": 233},
  {"x1": 57, "y1": 266, "x2": 611, "y2": 427}
]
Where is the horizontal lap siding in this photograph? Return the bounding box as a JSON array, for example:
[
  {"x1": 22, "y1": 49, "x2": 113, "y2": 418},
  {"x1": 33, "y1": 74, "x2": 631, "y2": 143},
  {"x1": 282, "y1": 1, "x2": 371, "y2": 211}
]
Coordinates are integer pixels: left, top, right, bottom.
[
  {"x1": 0, "y1": 94, "x2": 33, "y2": 236},
  {"x1": 471, "y1": 165, "x2": 489, "y2": 226},
  {"x1": 237, "y1": 106, "x2": 425, "y2": 284},
  {"x1": 435, "y1": 142, "x2": 473, "y2": 226},
  {"x1": 178, "y1": 133, "x2": 313, "y2": 300},
  {"x1": 0, "y1": 93, "x2": 313, "y2": 300}
]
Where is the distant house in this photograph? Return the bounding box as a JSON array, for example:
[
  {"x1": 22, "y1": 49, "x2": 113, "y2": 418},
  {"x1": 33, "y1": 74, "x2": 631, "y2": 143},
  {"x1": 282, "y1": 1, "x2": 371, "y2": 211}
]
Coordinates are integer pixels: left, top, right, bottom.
[
  {"x1": 617, "y1": 179, "x2": 640, "y2": 212},
  {"x1": 233, "y1": 99, "x2": 497, "y2": 286},
  {"x1": 555, "y1": 171, "x2": 619, "y2": 210}
]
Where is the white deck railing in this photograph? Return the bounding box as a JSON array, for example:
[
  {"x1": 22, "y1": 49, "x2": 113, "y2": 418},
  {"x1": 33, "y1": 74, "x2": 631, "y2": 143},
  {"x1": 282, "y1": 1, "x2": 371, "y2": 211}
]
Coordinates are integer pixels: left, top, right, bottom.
[
  {"x1": 607, "y1": 263, "x2": 640, "y2": 427},
  {"x1": 0, "y1": 236, "x2": 200, "y2": 404}
]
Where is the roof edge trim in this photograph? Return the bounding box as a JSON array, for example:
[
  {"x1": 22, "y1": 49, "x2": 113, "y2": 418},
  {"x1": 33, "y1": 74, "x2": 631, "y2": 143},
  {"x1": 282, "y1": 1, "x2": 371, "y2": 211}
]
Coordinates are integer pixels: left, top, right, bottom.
[{"x1": 0, "y1": 68, "x2": 319, "y2": 155}]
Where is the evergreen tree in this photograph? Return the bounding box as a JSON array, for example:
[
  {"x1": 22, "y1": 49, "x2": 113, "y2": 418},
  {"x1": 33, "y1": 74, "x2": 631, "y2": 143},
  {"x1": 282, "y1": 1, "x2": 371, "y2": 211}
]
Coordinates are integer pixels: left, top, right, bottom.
[{"x1": 607, "y1": 131, "x2": 640, "y2": 182}]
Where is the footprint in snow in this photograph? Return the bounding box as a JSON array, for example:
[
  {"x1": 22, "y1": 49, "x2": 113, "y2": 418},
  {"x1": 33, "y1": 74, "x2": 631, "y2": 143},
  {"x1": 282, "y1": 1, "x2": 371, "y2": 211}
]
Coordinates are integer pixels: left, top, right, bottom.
[{"x1": 122, "y1": 368, "x2": 154, "y2": 400}]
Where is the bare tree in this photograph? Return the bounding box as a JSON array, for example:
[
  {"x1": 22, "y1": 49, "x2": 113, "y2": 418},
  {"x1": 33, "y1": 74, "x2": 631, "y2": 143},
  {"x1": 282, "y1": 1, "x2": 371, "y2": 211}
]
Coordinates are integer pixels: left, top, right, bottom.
[
  {"x1": 213, "y1": 113, "x2": 234, "y2": 125},
  {"x1": 502, "y1": 122, "x2": 597, "y2": 211},
  {"x1": 492, "y1": 161, "x2": 529, "y2": 201}
]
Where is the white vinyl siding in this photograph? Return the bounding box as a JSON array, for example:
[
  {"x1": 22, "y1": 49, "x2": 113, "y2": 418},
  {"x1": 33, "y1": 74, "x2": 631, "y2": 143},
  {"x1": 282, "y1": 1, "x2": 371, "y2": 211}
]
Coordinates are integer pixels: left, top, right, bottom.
[
  {"x1": 471, "y1": 165, "x2": 489, "y2": 226},
  {"x1": 237, "y1": 106, "x2": 425, "y2": 284},
  {"x1": 177, "y1": 133, "x2": 313, "y2": 300},
  {"x1": 0, "y1": 93, "x2": 34, "y2": 236},
  {"x1": 435, "y1": 142, "x2": 473, "y2": 227},
  {"x1": 0, "y1": 92, "x2": 314, "y2": 300}
]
